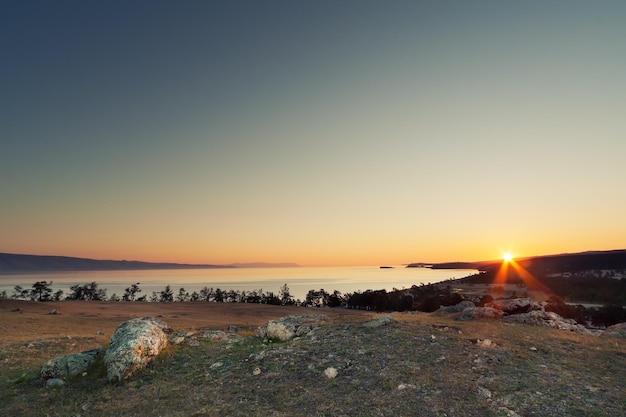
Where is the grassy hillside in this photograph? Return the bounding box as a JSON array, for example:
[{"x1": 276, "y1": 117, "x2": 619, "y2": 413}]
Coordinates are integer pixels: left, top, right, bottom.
[{"x1": 1, "y1": 305, "x2": 625, "y2": 417}]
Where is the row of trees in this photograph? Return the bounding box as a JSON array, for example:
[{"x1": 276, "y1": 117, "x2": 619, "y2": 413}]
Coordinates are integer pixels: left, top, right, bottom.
[
  {"x1": 4, "y1": 281, "x2": 460, "y2": 312},
  {"x1": 4, "y1": 280, "x2": 625, "y2": 326},
  {"x1": 6, "y1": 281, "x2": 299, "y2": 305}
]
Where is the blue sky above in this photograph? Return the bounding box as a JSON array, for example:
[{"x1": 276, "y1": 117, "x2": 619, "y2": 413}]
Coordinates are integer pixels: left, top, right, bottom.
[{"x1": 2, "y1": 1, "x2": 625, "y2": 265}]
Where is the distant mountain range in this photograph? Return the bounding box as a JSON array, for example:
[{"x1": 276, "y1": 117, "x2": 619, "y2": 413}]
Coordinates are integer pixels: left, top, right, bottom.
[
  {"x1": 0, "y1": 253, "x2": 299, "y2": 273},
  {"x1": 408, "y1": 249, "x2": 626, "y2": 274}
]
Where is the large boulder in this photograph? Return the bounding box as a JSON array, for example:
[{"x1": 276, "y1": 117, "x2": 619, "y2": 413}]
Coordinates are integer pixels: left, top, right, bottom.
[
  {"x1": 41, "y1": 348, "x2": 104, "y2": 381},
  {"x1": 486, "y1": 298, "x2": 543, "y2": 315},
  {"x1": 457, "y1": 307, "x2": 503, "y2": 321},
  {"x1": 601, "y1": 322, "x2": 626, "y2": 339},
  {"x1": 255, "y1": 314, "x2": 327, "y2": 341},
  {"x1": 105, "y1": 317, "x2": 169, "y2": 382}
]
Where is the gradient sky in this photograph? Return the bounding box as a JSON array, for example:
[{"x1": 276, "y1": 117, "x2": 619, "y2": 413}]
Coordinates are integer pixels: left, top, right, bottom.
[{"x1": 2, "y1": 1, "x2": 625, "y2": 266}]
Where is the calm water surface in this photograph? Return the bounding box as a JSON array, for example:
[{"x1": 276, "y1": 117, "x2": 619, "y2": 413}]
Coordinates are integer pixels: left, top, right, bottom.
[{"x1": 0, "y1": 266, "x2": 476, "y2": 301}]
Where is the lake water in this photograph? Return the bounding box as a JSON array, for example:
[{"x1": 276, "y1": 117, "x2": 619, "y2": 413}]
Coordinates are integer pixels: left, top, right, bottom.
[{"x1": 0, "y1": 266, "x2": 476, "y2": 301}]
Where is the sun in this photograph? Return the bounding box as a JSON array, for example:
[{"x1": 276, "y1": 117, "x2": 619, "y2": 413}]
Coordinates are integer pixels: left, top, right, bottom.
[{"x1": 503, "y1": 252, "x2": 513, "y2": 262}]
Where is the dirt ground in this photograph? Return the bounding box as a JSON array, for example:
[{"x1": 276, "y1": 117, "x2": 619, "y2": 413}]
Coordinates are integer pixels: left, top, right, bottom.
[{"x1": 0, "y1": 299, "x2": 365, "y2": 345}]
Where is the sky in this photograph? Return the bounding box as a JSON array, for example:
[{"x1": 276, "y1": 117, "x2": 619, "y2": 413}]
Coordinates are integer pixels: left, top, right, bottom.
[{"x1": 2, "y1": 1, "x2": 626, "y2": 266}]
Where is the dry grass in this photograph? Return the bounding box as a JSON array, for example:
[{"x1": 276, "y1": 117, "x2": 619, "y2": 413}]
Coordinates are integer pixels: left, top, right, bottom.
[{"x1": 1, "y1": 300, "x2": 625, "y2": 416}]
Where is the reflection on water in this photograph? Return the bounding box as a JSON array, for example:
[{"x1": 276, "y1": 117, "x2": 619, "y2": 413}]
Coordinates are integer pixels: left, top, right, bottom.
[{"x1": 0, "y1": 266, "x2": 476, "y2": 301}]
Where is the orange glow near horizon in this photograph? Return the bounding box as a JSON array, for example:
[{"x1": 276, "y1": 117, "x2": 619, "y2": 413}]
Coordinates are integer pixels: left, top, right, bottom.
[{"x1": 494, "y1": 257, "x2": 552, "y2": 294}]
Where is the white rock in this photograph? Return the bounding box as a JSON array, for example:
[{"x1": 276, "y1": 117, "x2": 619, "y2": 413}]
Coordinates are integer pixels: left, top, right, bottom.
[{"x1": 323, "y1": 367, "x2": 338, "y2": 379}]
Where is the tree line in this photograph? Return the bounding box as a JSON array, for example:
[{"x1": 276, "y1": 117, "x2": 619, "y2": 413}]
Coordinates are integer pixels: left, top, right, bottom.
[
  {"x1": 3, "y1": 279, "x2": 625, "y2": 327},
  {"x1": 4, "y1": 280, "x2": 452, "y2": 311}
]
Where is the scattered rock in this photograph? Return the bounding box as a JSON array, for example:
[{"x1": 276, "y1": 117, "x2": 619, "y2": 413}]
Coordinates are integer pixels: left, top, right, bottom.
[
  {"x1": 171, "y1": 336, "x2": 186, "y2": 345},
  {"x1": 529, "y1": 347, "x2": 538, "y2": 352},
  {"x1": 475, "y1": 339, "x2": 494, "y2": 348},
  {"x1": 255, "y1": 315, "x2": 328, "y2": 342},
  {"x1": 253, "y1": 367, "x2": 262, "y2": 376},
  {"x1": 362, "y1": 316, "x2": 395, "y2": 328},
  {"x1": 41, "y1": 349, "x2": 104, "y2": 381},
  {"x1": 104, "y1": 317, "x2": 169, "y2": 383},
  {"x1": 95, "y1": 330, "x2": 104, "y2": 336},
  {"x1": 601, "y1": 322, "x2": 626, "y2": 339},
  {"x1": 323, "y1": 367, "x2": 338, "y2": 379},
  {"x1": 49, "y1": 309, "x2": 58, "y2": 315},
  {"x1": 227, "y1": 325, "x2": 239, "y2": 332},
  {"x1": 209, "y1": 361, "x2": 223, "y2": 370},
  {"x1": 457, "y1": 307, "x2": 503, "y2": 321}
]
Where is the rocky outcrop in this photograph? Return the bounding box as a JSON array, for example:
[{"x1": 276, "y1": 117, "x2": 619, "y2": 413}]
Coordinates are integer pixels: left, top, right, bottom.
[
  {"x1": 503, "y1": 310, "x2": 591, "y2": 333},
  {"x1": 486, "y1": 298, "x2": 543, "y2": 315},
  {"x1": 362, "y1": 316, "x2": 395, "y2": 328},
  {"x1": 436, "y1": 300, "x2": 475, "y2": 314},
  {"x1": 601, "y1": 322, "x2": 626, "y2": 339},
  {"x1": 457, "y1": 307, "x2": 503, "y2": 321},
  {"x1": 454, "y1": 297, "x2": 594, "y2": 334},
  {"x1": 255, "y1": 314, "x2": 328, "y2": 341},
  {"x1": 41, "y1": 348, "x2": 103, "y2": 382},
  {"x1": 104, "y1": 317, "x2": 169, "y2": 382}
]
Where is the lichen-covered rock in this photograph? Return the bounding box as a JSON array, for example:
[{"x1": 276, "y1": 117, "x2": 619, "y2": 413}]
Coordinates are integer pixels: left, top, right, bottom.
[
  {"x1": 362, "y1": 316, "x2": 395, "y2": 328},
  {"x1": 41, "y1": 348, "x2": 103, "y2": 381},
  {"x1": 104, "y1": 317, "x2": 169, "y2": 382},
  {"x1": 255, "y1": 314, "x2": 327, "y2": 341},
  {"x1": 437, "y1": 300, "x2": 476, "y2": 314},
  {"x1": 503, "y1": 310, "x2": 591, "y2": 334},
  {"x1": 601, "y1": 322, "x2": 626, "y2": 339},
  {"x1": 457, "y1": 307, "x2": 503, "y2": 321},
  {"x1": 486, "y1": 298, "x2": 543, "y2": 315}
]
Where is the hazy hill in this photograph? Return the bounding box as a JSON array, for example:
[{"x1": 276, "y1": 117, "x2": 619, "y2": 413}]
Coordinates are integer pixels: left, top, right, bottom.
[
  {"x1": 408, "y1": 249, "x2": 626, "y2": 274},
  {"x1": 0, "y1": 253, "x2": 235, "y2": 273}
]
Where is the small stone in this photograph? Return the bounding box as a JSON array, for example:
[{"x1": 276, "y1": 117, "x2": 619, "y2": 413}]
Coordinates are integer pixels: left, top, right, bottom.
[
  {"x1": 209, "y1": 362, "x2": 223, "y2": 370},
  {"x1": 476, "y1": 339, "x2": 493, "y2": 348},
  {"x1": 49, "y1": 309, "x2": 58, "y2": 315},
  {"x1": 46, "y1": 378, "x2": 65, "y2": 387},
  {"x1": 529, "y1": 347, "x2": 538, "y2": 352},
  {"x1": 436, "y1": 356, "x2": 446, "y2": 363},
  {"x1": 95, "y1": 330, "x2": 104, "y2": 336},
  {"x1": 227, "y1": 325, "x2": 239, "y2": 332},
  {"x1": 172, "y1": 336, "x2": 185, "y2": 345},
  {"x1": 478, "y1": 386, "x2": 492, "y2": 399},
  {"x1": 323, "y1": 367, "x2": 338, "y2": 379},
  {"x1": 253, "y1": 367, "x2": 262, "y2": 376}
]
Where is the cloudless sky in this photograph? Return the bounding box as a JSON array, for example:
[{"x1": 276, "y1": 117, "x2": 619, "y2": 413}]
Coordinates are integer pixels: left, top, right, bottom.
[{"x1": 2, "y1": 1, "x2": 625, "y2": 266}]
